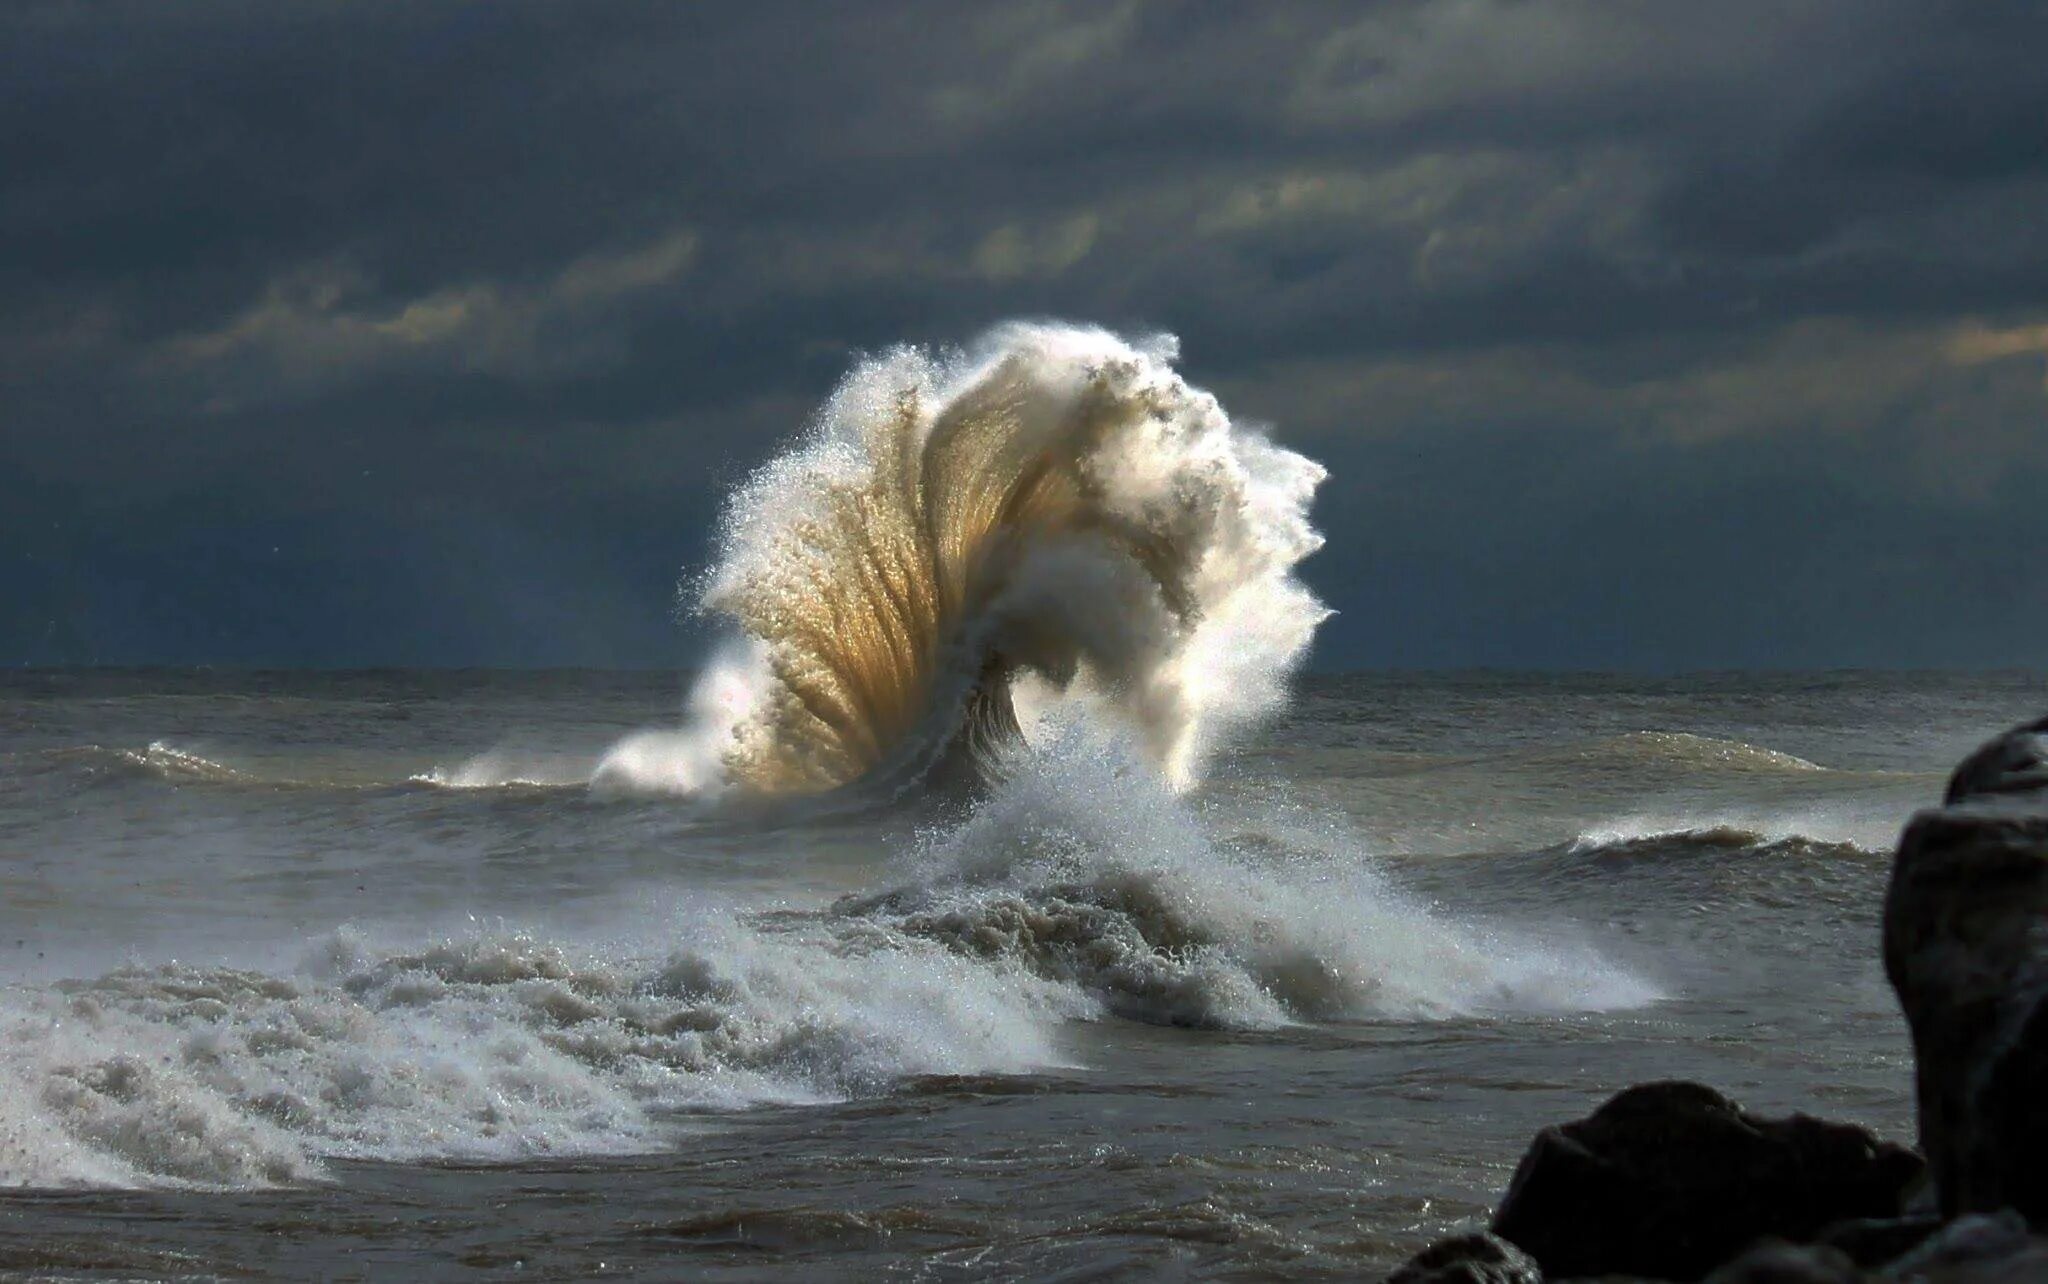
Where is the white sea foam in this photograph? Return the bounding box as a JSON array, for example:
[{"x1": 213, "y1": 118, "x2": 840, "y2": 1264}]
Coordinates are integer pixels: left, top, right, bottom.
[
  {"x1": 0, "y1": 722, "x2": 1659, "y2": 1191},
  {"x1": 410, "y1": 750, "x2": 589, "y2": 789},
  {"x1": 1568, "y1": 808, "x2": 1898, "y2": 855},
  {"x1": 0, "y1": 908, "x2": 1088, "y2": 1190},
  {"x1": 867, "y1": 724, "x2": 1660, "y2": 1027}
]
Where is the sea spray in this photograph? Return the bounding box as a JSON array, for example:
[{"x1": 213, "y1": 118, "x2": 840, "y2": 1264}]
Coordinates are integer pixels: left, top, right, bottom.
[
  {"x1": 0, "y1": 329, "x2": 1690, "y2": 1194},
  {"x1": 596, "y1": 322, "x2": 1329, "y2": 797},
  {"x1": 0, "y1": 732, "x2": 1658, "y2": 1190},
  {"x1": 853, "y1": 724, "x2": 1662, "y2": 1026},
  {"x1": 0, "y1": 910, "x2": 1091, "y2": 1188}
]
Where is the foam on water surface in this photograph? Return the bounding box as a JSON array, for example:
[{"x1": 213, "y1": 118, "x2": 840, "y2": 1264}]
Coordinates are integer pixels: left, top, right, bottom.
[{"x1": 0, "y1": 716, "x2": 1660, "y2": 1191}]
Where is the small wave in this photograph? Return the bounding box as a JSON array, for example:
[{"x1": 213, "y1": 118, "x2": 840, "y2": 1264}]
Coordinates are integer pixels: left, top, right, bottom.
[
  {"x1": 636, "y1": 1205, "x2": 983, "y2": 1252},
  {"x1": 131, "y1": 741, "x2": 255, "y2": 782},
  {"x1": 407, "y1": 751, "x2": 588, "y2": 791},
  {"x1": 43, "y1": 743, "x2": 587, "y2": 794},
  {"x1": 1577, "y1": 732, "x2": 1827, "y2": 773},
  {"x1": 45, "y1": 742, "x2": 264, "y2": 787},
  {"x1": 1564, "y1": 821, "x2": 1884, "y2": 861}
]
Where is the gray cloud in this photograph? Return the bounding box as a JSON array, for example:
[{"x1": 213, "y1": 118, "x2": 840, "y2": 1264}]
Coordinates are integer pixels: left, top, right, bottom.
[{"x1": 5, "y1": 0, "x2": 2046, "y2": 667}]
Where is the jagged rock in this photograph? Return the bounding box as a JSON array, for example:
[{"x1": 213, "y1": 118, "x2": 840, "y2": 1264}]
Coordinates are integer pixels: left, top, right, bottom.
[
  {"x1": 1385, "y1": 1231, "x2": 1542, "y2": 1284},
  {"x1": 1884, "y1": 715, "x2": 2048, "y2": 1225},
  {"x1": 1489, "y1": 1081, "x2": 1920, "y2": 1281}
]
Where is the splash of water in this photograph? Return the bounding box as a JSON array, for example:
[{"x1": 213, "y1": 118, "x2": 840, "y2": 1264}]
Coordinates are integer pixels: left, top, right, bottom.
[
  {"x1": 0, "y1": 732, "x2": 1656, "y2": 1190},
  {"x1": 597, "y1": 322, "x2": 1329, "y2": 797}
]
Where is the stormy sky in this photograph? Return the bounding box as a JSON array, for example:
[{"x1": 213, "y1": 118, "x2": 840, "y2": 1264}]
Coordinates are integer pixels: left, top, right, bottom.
[{"x1": 6, "y1": 1, "x2": 2046, "y2": 670}]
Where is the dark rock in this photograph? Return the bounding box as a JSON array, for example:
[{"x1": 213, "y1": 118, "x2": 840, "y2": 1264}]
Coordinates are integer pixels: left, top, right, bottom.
[
  {"x1": 1877, "y1": 1209, "x2": 2034, "y2": 1279},
  {"x1": 1814, "y1": 1214, "x2": 1943, "y2": 1268},
  {"x1": 1703, "y1": 1240, "x2": 1863, "y2": 1283},
  {"x1": 1707, "y1": 1211, "x2": 2048, "y2": 1282},
  {"x1": 1942, "y1": 715, "x2": 2048, "y2": 806},
  {"x1": 1385, "y1": 1231, "x2": 1542, "y2": 1284},
  {"x1": 1884, "y1": 716, "x2": 2048, "y2": 1225},
  {"x1": 1915, "y1": 1245, "x2": 2048, "y2": 1283},
  {"x1": 1489, "y1": 1081, "x2": 1921, "y2": 1282}
]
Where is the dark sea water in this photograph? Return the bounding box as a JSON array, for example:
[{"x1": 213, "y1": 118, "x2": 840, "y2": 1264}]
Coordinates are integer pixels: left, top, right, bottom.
[{"x1": 2, "y1": 669, "x2": 2043, "y2": 1280}]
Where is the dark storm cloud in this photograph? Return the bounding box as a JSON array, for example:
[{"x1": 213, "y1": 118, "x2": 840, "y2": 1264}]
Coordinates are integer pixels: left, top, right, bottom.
[{"x1": 5, "y1": 0, "x2": 2046, "y2": 667}]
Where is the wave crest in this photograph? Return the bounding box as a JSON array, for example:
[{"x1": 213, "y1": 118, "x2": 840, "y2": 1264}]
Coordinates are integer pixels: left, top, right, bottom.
[
  {"x1": 1565, "y1": 822, "x2": 1884, "y2": 861},
  {"x1": 44, "y1": 741, "x2": 258, "y2": 786},
  {"x1": 0, "y1": 917, "x2": 1086, "y2": 1189},
  {"x1": 596, "y1": 323, "x2": 1328, "y2": 797},
  {"x1": 847, "y1": 729, "x2": 1660, "y2": 1027},
  {"x1": 0, "y1": 731, "x2": 1661, "y2": 1191}
]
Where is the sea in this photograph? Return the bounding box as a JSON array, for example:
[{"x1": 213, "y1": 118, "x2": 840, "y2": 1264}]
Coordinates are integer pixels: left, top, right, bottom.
[{"x1": 3, "y1": 667, "x2": 2041, "y2": 1280}]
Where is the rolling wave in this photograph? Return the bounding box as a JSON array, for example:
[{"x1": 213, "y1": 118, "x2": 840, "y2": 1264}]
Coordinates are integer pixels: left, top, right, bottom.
[
  {"x1": 44, "y1": 742, "x2": 266, "y2": 787},
  {"x1": 1531, "y1": 732, "x2": 1828, "y2": 775},
  {"x1": 1601, "y1": 731, "x2": 1825, "y2": 772},
  {"x1": 0, "y1": 733, "x2": 1654, "y2": 1191},
  {"x1": 33, "y1": 743, "x2": 587, "y2": 794},
  {"x1": 1563, "y1": 822, "x2": 1885, "y2": 861},
  {"x1": 407, "y1": 751, "x2": 588, "y2": 791}
]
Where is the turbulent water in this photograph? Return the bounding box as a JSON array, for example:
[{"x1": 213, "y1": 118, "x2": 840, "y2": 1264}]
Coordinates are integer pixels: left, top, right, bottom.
[
  {"x1": 595, "y1": 324, "x2": 1326, "y2": 799},
  {"x1": 6, "y1": 669, "x2": 2042, "y2": 1278},
  {"x1": 2, "y1": 332, "x2": 2043, "y2": 1277}
]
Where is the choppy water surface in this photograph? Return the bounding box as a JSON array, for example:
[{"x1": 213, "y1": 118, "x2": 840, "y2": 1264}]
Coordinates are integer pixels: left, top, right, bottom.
[{"x1": 2, "y1": 669, "x2": 2041, "y2": 1279}]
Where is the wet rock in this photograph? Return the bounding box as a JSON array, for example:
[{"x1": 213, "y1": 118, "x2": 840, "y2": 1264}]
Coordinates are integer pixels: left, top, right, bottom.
[
  {"x1": 1385, "y1": 1231, "x2": 1542, "y2": 1284},
  {"x1": 1702, "y1": 1240, "x2": 1863, "y2": 1284},
  {"x1": 1489, "y1": 1081, "x2": 1920, "y2": 1282},
  {"x1": 1813, "y1": 1214, "x2": 1942, "y2": 1268},
  {"x1": 1876, "y1": 1209, "x2": 2042, "y2": 1280},
  {"x1": 1942, "y1": 715, "x2": 2048, "y2": 806},
  {"x1": 1623, "y1": 1206, "x2": 2048, "y2": 1282},
  {"x1": 1884, "y1": 715, "x2": 2048, "y2": 1225}
]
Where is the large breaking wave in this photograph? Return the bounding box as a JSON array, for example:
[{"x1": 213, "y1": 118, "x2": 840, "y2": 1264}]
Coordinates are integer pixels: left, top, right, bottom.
[{"x1": 595, "y1": 323, "x2": 1328, "y2": 797}]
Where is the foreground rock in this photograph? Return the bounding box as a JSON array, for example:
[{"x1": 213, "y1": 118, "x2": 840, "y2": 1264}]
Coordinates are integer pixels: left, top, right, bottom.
[
  {"x1": 1386, "y1": 1232, "x2": 1540, "y2": 1283},
  {"x1": 1705, "y1": 1210, "x2": 2048, "y2": 1282},
  {"x1": 1390, "y1": 715, "x2": 2048, "y2": 1282},
  {"x1": 1482, "y1": 1081, "x2": 1920, "y2": 1280},
  {"x1": 1880, "y1": 1210, "x2": 2048, "y2": 1280},
  {"x1": 1885, "y1": 714, "x2": 2048, "y2": 1224}
]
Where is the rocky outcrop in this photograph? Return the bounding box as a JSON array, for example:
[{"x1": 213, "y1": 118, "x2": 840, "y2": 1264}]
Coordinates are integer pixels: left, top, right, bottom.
[
  {"x1": 1810, "y1": 1213, "x2": 1944, "y2": 1268},
  {"x1": 1884, "y1": 715, "x2": 2048, "y2": 1224},
  {"x1": 1698, "y1": 1211, "x2": 2048, "y2": 1281},
  {"x1": 1941, "y1": 715, "x2": 2048, "y2": 806},
  {"x1": 1485, "y1": 1081, "x2": 1920, "y2": 1281},
  {"x1": 1386, "y1": 1232, "x2": 1541, "y2": 1284},
  {"x1": 1389, "y1": 715, "x2": 2048, "y2": 1283},
  {"x1": 1699, "y1": 1239, "x2": 1863, "y2": 1283},
  {"x1": 1879, "y1": 1209, "x2": 2046, "y2": 1280}
]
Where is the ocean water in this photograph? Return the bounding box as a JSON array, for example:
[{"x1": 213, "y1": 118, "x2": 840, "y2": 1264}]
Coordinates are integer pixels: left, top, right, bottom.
[
  {"x1": 3, "y1": 667, "x2": 2042, "y2": 1280},
  {"x1": 2, "y1": 324, "x2": 2035, "y2": 1278}
]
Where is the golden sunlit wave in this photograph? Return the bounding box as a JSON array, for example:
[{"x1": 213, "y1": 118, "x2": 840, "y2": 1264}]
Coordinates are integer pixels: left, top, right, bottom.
[{"x1": 597, "y1": 322, "x2": 1329, "y2": 797}]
